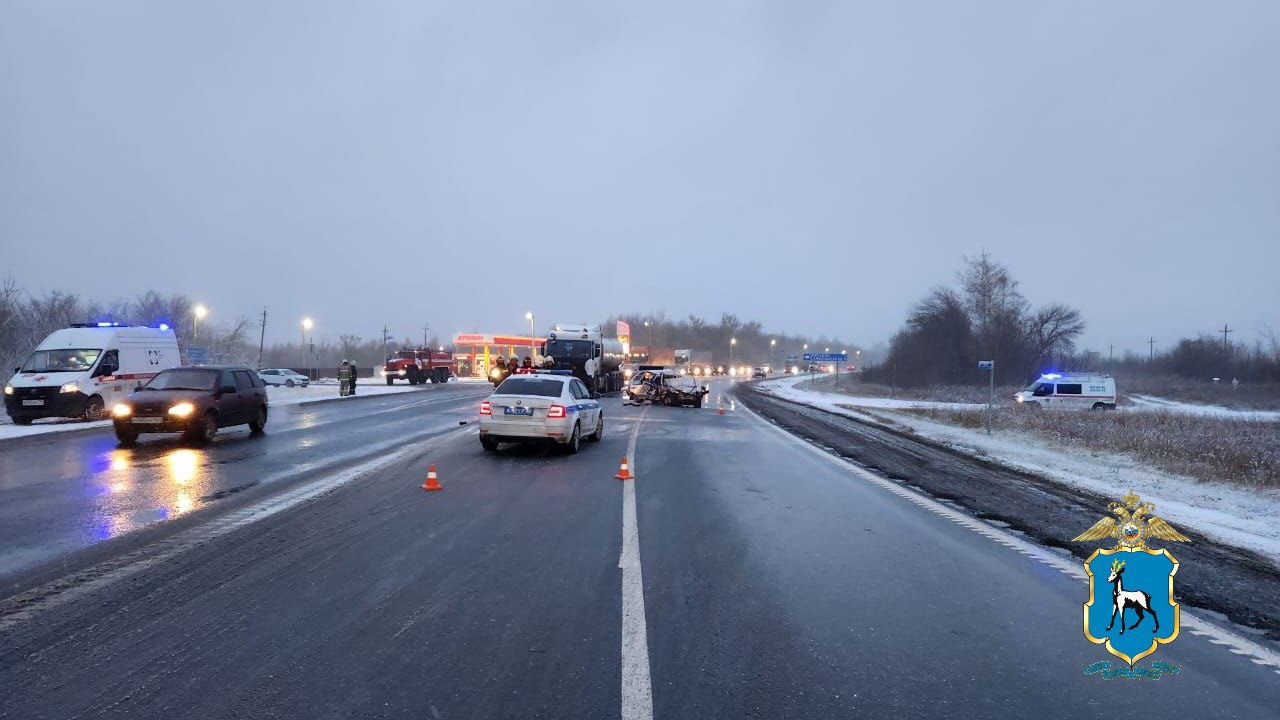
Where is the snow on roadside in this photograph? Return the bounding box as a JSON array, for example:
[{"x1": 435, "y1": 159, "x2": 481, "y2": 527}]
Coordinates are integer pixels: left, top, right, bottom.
[
  {"x1": 756, "y1": 376, "x2": 1280, "y2": 566},
  {"x1": 759, "y1": 374, "x2": 987, "y2": 411},
  {"x1": 1128, "y1": 394, "x2": 1280, "y2": 422}
]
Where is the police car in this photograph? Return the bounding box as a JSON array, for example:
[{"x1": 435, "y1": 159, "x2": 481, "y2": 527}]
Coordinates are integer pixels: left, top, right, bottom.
[{"x1": 479, "y1": 371, "x2": 603, "y2": 454}]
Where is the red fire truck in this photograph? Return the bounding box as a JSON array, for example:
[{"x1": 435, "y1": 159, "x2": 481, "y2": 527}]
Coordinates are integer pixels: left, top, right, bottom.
[{"x1": 383, "y1": 347, "x2": 453, "y2": 385}]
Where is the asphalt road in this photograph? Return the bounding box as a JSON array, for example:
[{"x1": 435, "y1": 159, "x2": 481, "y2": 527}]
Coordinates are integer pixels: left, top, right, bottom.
[{"x1": 0, "y1": 378, "x2": 1277, "y2": 719}]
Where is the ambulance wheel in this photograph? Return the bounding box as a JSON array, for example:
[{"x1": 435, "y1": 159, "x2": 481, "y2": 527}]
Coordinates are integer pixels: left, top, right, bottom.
[
  {"x1": 83, "y1": 395, "x2": 105, "y2": 421},
  {"x1": 1092, "y1": 402, "x2": 1106, "y2": 411}
]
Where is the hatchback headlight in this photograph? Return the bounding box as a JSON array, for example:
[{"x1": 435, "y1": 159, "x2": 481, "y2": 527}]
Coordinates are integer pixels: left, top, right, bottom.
[
  {"x1": 60, "y1": 382, "x2": 80, "y2": 394},
  {"x1": 3, "y1": 385, "x2": 12, "y2": 396},
  {"x1": 112, "y1": 403, "x2": 132, "y2": 418},
  {"x1": 168, "y1": 402, "x2": 196, "y2": 418}
]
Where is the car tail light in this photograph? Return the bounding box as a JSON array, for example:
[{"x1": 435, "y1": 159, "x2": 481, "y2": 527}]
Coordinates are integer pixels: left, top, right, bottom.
[
  {"x1": 547, "y1": 404, "x2": 566, "y2": 419},
  {"x1": 480, "y1": 401, "x2": 491, "y2": 415}
]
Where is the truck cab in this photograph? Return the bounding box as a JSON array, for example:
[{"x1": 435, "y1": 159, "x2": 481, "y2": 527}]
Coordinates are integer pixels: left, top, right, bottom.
[{"x1": 543, "y1": 324, "x2": 624, "y2": 394}]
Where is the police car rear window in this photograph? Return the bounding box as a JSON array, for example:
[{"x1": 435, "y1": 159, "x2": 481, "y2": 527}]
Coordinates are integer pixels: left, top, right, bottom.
[{"x1": 494, "y1": 377, "x2": 565, "y2": 397}]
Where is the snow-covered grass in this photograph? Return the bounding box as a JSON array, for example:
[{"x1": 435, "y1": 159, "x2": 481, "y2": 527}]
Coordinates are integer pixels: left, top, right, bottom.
[
  {"x1": 1128, "y1": 394, "x2": 1280, "y2": 422},
  {"x1": 766, "y1": 374, "x2": 986, "y2": 411},
  {"x1": 756, "y1": 375, "x2": 1280, "y2": 565}
]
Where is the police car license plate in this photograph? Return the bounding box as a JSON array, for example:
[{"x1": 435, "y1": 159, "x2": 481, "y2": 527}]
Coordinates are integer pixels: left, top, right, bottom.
[
  {"x1": 504, "y1": 407, "x2": 533, "y2": 416},
  {"x1": 22, "y1": 400, "x2": 44, "y2": 406},
  {"x1": 132, "y1": 417, "x2": 163, "y2": 424}
]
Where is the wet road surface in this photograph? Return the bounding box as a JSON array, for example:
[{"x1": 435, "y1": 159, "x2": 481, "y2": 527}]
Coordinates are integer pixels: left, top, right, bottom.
[{"x1": 0, "y1": 379, "x2": 1277, "y2": 719}]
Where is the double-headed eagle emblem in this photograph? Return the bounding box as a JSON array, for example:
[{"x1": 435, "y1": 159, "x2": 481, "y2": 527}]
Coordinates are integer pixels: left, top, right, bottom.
[{"x1": 1073, "y1": 490, "x2": 1190, "y2": 550}]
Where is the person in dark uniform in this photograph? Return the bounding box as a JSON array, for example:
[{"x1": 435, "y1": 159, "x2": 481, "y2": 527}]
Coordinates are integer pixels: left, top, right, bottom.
[
  {"x1": 349, "y1": 361, "x2": 358, "y2": 395},
  {"x1": 339, "y1": 360, "x2": 353, "y2": 396}
]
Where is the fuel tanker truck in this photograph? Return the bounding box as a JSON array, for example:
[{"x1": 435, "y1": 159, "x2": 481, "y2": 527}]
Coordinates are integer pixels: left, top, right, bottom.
[{"x1": 542, "y1": 323, "x2": 625, "y2": 394}]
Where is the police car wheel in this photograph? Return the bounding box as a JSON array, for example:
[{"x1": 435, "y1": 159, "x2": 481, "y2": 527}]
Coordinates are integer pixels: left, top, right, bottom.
[
  {"x1": 480, "y1": 436, "x2": 499, "y2": 452},
  {"x1": 590, "y1": 414, "x2": 603, "y2": 441},
  {"x1": 563, "y1": 423, "x2": 581, "y2": 454}
]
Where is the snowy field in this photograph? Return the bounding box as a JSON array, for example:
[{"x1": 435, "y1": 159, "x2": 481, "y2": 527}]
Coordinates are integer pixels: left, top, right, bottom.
[
  {"x1": 757, "y1": 375, "x2": 1280, "y2": 565},
  {"x1": 1129, "y1": 394, "x2": 1280, "y2": 422}
]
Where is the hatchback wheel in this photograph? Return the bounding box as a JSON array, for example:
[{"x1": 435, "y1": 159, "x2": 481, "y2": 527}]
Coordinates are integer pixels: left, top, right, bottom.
[
  {"x1": 286, "y1": 379, "x2": 295, "y2": 388},
  {"x1": 185, "y1": 412, "x2": 218, "y2": 446},
  {"x1": 115, "y1": 426, "x2": 139, "y2": 445},
  {"x1": 248, "y1": 406, "x2": 267, "y2": 434}
]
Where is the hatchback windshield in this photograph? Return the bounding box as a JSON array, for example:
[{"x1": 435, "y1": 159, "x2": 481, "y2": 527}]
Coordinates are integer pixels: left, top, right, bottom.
[
  {"x1": 545, "y1": 340, "x2": 592, "y2": 358},
  {"x1": 141, "y1": 369, "x2": 218, "y2": 391},
  {"x1": 21, "y1": 348, "x2": 102, "y2": 373},
  {"x1": 494, "y1": 377, "x2": 565, "y2": 397}
]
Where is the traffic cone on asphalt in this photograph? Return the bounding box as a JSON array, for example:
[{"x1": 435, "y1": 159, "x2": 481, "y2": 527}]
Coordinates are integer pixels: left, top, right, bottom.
[
  {"x1": 615, "y1": 456, "x2": 634, "y2": 481},
  {"x1": 718, "y1": 406, "x2": 725, "y2": 416},
  {"x1": 422, "y1": 464, "x2": 443, "y2": 491}
]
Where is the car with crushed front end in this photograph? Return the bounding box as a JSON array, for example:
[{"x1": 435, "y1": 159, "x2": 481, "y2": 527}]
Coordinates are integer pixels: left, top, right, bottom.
[
  {"x1": 111, "y1": 365, "x2": 269, "y2": 446},
  {"x1": 479, "y1": 371, "x2": 603, "y2": 454}
]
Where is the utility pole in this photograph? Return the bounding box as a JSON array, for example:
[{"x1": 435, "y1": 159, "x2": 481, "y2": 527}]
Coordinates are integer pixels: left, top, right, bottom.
[
  {"x1": 422, "y1": 324, "x2": 430, "y2": 349},
  {"x1": 1220, "y1": 323, "x2": 1233, "y2": 353},
  {"x1": 1109, "y1": 344, "x2": 1114, "y2": 363},
  {"x1": 256, "y1": 307, "x2": 268, "y2": 370},
  {"x1": 382, "y1": 325, "x2": 391, "y2": 362},
  {"x1": 1148, "y1": 336, "x2": 1155, "y2": 363}
]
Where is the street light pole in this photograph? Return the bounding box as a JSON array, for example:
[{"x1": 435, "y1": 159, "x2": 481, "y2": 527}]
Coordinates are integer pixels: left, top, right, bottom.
[
  {"x1": 644, "y1": 320, "x2": 653, "y2": 362},
  {"x1": 193, "y1": 304, "x2": 207, "y2": 342},
  {"x1": 770, "y1": 338, "x2": 776, "y2": 372},
  {"x1": 525, "y1": 312, "x2": 536, "y2": 361},
  {"x1": 730, "y1": 337, "x2": 736, "y2": 375},
  {"x1": 301, "y1": 317, "x2": 313, "y2": 377}
]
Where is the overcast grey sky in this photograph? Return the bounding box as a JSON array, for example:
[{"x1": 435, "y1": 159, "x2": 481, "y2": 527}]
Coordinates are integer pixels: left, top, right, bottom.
[{"x1": 3, "y1": 1, "x2": 1277, "y2": 353}]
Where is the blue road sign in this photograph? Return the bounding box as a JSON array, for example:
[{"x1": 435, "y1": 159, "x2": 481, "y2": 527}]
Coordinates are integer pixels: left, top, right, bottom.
[
  {"x1": 803, "y1": 352, "x2": 848, "y2": 363},
  {"x1": 978, "y1": 360, "x2": 994, "y2": 369},
  {"x1": 186, "y1": 346, "x2": 206, "y2": 364}
]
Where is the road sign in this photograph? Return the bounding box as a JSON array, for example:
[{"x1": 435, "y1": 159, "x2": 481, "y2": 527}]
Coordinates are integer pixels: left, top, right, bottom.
[
  {"x1": 186, "y1": 346, "x2": 206, "y2": 364},
  {"x1": 804, "y1": 352, "x2": 848, "y2": 363},
  {"x1": 978, "y1": 360, "x2": 994, "y2": 369}
]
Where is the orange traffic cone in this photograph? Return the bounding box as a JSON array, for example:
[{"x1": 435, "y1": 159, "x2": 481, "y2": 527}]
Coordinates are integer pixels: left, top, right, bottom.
[
  {"x1": 615, "y1": 456, "x2": 634, "y2": 481},
  {"x1": 422, "y1": 464, "x2": 443, "y2": 491},
  {"x1": 718, "y1": 406, "x2": 725, "y2": 416}
]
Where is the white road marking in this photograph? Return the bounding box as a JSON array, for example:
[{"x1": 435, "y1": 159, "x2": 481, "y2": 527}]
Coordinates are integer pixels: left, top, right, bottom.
[
  {"x1": 738, "y1": 399, "x2": 1280, "y2": 676},
  {"x1": 619, "y1": 405, "x2": 654, "y2": 720},
  {"x1": 0, "y1": 424, "x2": 473, "y2": 630}
]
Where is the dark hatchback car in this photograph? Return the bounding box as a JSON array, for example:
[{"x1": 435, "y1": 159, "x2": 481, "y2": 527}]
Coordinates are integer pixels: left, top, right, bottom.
[{"x1": 111, "y1": 366, "x2": 268, "y2": 445}]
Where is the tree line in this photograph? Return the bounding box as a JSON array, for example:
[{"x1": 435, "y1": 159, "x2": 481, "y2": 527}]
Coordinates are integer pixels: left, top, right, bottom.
[
  {"x1": 861, "y1": 254, "x2": 1086, "y2": 388},
  {"x1": 606, "y1": 311, "x2": 858, "y2": 367}
]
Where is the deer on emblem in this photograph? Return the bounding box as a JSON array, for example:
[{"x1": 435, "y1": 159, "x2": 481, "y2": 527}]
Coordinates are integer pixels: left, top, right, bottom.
[{"x1": 1105, "y1": 559, "x2": 1159, "y2": 635}]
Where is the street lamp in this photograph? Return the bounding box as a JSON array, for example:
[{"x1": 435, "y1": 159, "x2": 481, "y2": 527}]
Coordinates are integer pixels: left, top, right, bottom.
[
  {"x1": 770, "y1": 338, "x2": 776, "y2": 370},
  {"x1": 644, "y1": 320, "x2": 653, "y2": 360},
  {"x1": 301, "y1": 317, "x2": 313, "y2": 374},
  {"x1": 193, "y1": 304, "x2": 207, "y2": 342},
  {"x1": 525, "y1": 312, "x2": 536, "y2": 361},
  {"x1": 730, "y1": 337, "x2": 737, "y2": 375}
]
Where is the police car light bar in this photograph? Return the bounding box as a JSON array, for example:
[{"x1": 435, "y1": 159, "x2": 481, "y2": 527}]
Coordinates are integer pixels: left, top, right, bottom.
[{"x1": 534, "y1": 369, "x2": 575, "y2": 376}]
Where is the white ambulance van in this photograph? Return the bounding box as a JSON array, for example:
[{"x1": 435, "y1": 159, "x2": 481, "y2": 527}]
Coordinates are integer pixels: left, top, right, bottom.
[
  {"x1": 4, "y1": 324, "x2": 181, "y2": 424},
  {"x1": 1014, "y1": 373, "x2": 1117, "y2": 410}
]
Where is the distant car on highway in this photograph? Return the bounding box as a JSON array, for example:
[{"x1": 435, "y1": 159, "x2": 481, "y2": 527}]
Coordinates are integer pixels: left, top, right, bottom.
[
  {"x1": 111, "y1": 366, "x2": 269, "y2": 446},
  {"x1": 479, "y1": 371, "x2": 603, "y2": 454},
  {"x1": 257, "y1": 368, "x2": 310, "y2": 387},
  {"x1": 752, "y1": 367, "x2": 767, "y2": 379}
]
